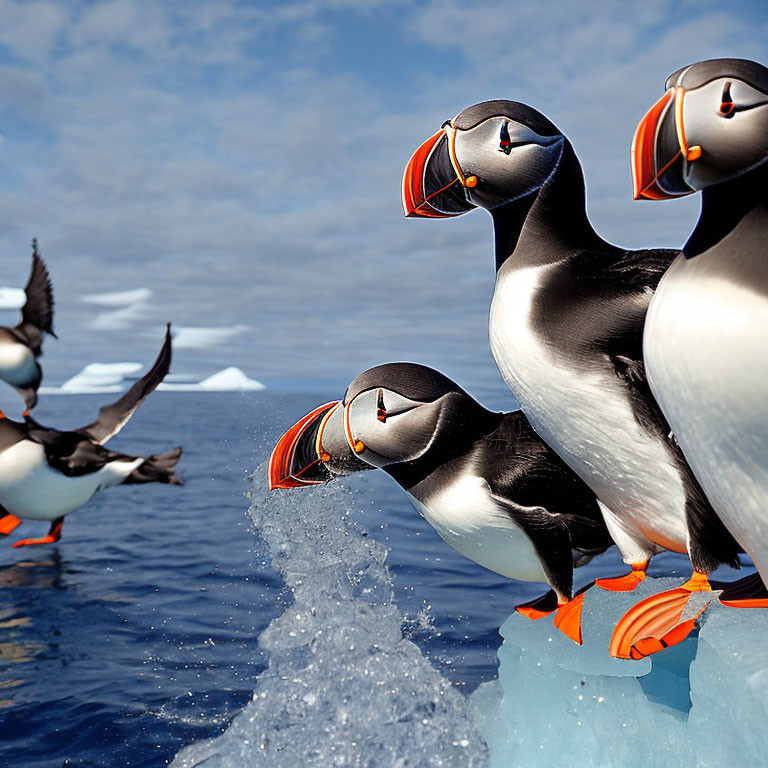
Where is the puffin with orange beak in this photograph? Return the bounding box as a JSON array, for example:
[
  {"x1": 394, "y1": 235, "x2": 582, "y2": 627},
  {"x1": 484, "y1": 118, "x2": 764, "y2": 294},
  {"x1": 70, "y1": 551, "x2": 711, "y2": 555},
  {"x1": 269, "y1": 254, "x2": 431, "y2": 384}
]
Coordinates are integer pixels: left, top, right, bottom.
[
  {"x1": 270, "y1": 362, "x2": 613, "y2": 644},
  {"x1": 403, "y1": 100, "x2": 743, "y2": 656},
  {"x1": 0, "y1": 326, "x2": 182, "y2": 547},
  {"x1": 613, "y1": 58, "x2": 768, "y2": 658}
]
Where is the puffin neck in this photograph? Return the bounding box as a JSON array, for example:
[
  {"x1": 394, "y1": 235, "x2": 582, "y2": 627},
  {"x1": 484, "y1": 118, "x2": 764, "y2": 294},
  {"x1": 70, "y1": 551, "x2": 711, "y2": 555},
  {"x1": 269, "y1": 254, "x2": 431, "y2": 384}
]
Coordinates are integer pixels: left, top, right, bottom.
[
  {"x1": 385, "y1": 404, "x2": 503, "y2": 492},
  {"x1": 491, "y1": 141, "x2": 602, "y2": 271},
  {"x1": 684, "y1": 162, "x2": 768, "y2": 258}
]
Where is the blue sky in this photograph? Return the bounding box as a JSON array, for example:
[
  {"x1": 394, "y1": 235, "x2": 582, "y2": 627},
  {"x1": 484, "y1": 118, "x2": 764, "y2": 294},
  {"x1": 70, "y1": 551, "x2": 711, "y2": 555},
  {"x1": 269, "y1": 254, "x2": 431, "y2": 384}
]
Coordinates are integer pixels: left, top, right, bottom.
[{"x1": 0, "y1": 0, "x2": 766, "y2": 402}]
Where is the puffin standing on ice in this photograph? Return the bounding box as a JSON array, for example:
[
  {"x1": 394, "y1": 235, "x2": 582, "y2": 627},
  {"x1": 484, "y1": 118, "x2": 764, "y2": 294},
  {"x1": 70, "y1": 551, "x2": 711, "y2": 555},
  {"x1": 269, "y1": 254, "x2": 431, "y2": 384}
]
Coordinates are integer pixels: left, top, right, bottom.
[
  {"x1": 269, "y1": 362, "x2": 613, "y2": 643},
  {"x1": 621, "y1": 58, "x2": 768, "y2": 651},
  {"x1": 0, "y1": 325, "x2": 182, "y2": 547},
  {"x1": 402, "y1": 100, "x2": 741, "y2": 656},
  {"x1": 0, "y1": 240, "x2": 56, "y2": 409}
]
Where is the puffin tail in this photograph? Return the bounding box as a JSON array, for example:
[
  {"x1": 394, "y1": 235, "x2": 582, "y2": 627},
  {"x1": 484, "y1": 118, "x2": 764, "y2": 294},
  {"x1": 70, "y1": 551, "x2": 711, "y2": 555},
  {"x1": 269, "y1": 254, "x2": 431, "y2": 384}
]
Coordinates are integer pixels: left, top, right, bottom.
[{"x1": 125, "y1": 447, "x2": 183, "y2": 485}]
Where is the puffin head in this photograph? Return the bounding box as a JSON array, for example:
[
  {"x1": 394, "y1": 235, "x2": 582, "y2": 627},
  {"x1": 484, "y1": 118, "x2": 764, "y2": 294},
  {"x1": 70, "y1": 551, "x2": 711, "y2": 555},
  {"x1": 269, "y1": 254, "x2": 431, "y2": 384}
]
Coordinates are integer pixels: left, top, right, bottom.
[
  {"x1": 268, "y1": 363, "x2": 476, "y2": 489},
  {"x1": 402, "y1": 100, "x2": 566, "y2": 217},
  {"x1": 632, "y1": 58, "x2": 768, "y2": 200}
]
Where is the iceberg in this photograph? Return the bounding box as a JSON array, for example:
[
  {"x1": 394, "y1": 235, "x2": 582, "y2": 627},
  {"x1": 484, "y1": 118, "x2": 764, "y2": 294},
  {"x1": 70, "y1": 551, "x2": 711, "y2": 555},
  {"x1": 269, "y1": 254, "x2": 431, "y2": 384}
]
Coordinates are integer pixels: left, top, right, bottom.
[
  {"x1": 158, "y1": 367, "x2": 265, "y2": 391},
  {"x1": 471, "y1": 576, "x2": 768, "y2": 768},
  {"x1": 55, "y1": 361, "x2": 144, "y2": 394},
  {"x1": 40, "y1": 364, "x2": 264, "y2": 394},
  {"x1": 171, "y1": 475, "x2": 488, "y2": 767}
]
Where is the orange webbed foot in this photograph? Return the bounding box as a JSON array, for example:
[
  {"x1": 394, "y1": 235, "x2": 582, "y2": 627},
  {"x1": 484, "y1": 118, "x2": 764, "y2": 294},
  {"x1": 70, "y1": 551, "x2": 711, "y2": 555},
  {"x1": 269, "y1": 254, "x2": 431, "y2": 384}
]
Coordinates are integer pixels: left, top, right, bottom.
[
  {"x1": 595, "y1": 564, "x2": 647, "y2": 592},
  {"x1": 516, "y1": 590, "x2": 558, "y2": 620},
  {"x1": 11, "y1": 518, "x2": 63, "y2": 549},
  {"x1": 609, "y1": 571, "x2": 712, "y2": 660},
  {"x1": 553, "y1": 593, "x2": 585, "y2": 645},
  {"x1": 0, "y1": 514, "x2": 21, "y2": 536}
]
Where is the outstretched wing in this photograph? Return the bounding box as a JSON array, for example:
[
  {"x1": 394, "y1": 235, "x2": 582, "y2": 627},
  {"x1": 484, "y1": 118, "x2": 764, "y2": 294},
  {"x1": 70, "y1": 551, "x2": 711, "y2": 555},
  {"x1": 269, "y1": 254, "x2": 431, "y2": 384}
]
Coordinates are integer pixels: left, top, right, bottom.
[
  {"x1": 15, "y1": 241, "x2": 56, "y2": 355},
  {"x1": 78, "y1": 324, "x2": 172, "y2": 445}
]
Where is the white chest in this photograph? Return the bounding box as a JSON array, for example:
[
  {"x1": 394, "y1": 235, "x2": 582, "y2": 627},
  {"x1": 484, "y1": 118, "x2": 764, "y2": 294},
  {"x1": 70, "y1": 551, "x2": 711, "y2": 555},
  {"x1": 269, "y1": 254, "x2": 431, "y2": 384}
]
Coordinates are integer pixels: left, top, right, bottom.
[
  {"x1": 407, "y1": 474, "x2": 547, "y2": 584},
  {"x1": 488, "y1": 264, "x2": 687, "y2": 554},
  {"x1": 0, "y1": 440, "x2": 141, "y2": 520},
  {"x1": 0, "y1": 342, "x2": 36, "y2": 385},
  {"x1": 645, "y1": 253, "x2": 768, "y2": 567}
]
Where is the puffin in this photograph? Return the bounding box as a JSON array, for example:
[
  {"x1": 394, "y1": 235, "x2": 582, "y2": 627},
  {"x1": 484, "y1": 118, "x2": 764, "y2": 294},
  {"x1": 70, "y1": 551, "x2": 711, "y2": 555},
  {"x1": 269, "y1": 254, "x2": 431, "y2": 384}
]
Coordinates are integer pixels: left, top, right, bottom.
[
  {"x1": 0, "y1": 239, "x2": 56, "y2": 409},
  {"x1": 269, "y1": 362, "x2": 614, "y2": 644},
  {"x1": 402, "y1": 100, "x2": 741, "y2": 656},
  {"x1": 0, "y1": 325, "x2": 182, "y2": 548},
  {"x1": 618, "y1": 58, "x2": 768, "y2": 656}
]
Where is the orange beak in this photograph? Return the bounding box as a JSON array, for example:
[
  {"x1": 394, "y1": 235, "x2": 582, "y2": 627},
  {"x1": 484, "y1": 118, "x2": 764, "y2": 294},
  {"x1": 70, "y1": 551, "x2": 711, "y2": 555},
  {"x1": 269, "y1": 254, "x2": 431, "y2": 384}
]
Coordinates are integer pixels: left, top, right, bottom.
[
  {"x1": 268, "y1": 401, "x2": 340, "y2": 490},
  {"x1": 631, "y1": 90, "x2": 676, "y2": 200},
  {"x1": 402, "y1": 130, "x2": 458, "y2": 218},
  {"x1": 631, "y1": 88, "x2": 699, "y2": 201}
]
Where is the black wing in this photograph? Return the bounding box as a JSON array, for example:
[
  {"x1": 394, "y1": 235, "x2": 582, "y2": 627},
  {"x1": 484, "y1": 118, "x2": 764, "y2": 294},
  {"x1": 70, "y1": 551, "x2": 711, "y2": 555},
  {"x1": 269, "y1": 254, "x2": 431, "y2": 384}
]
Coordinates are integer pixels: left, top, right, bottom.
[
  {"x1": 600, "y1": 247, "x2": 679, "y2": 294},
  {"x1": 15, "y1": 241, "x2": 56, "y2": 355},
  {"x1": 489, "y1": 495, "x2": 575, "y2": 600},
  {"x1": 479, "y1": 414, "x2": 612, "y2": 598},
  {"x1": 78, "y1": 324, "x2": 172, "y2": 445},
  {"x1": 25, "y1": 425, "x2": 129, "y2": 477},
  {"x1": 580, "y1": 247, "x2": 679, "y2": 426},
  {"x1": 480, "y1": 412, "x2": 609, "y2": 541}
]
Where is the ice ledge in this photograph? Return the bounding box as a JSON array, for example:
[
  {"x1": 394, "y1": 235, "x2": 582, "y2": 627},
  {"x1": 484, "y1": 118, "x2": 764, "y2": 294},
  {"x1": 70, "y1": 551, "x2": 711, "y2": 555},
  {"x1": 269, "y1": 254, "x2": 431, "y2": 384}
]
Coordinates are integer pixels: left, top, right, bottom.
[{"x1": 471, "y1": 575, "x2": 768, "y2": 768}]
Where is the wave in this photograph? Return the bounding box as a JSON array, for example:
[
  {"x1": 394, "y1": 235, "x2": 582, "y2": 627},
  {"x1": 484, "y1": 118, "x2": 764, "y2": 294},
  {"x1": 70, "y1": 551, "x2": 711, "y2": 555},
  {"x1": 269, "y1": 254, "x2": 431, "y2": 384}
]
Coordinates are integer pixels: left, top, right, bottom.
[{"x1": 171, "y1": 469, "x2": 488, "y2": 767}]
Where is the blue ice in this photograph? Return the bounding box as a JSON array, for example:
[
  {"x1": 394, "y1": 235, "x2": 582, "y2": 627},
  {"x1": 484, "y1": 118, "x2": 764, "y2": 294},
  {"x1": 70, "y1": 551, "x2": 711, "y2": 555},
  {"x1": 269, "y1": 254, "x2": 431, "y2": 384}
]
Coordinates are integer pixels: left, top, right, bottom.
[{"x1": 471, "y1": 576, "x2": 768, "y2": 768}]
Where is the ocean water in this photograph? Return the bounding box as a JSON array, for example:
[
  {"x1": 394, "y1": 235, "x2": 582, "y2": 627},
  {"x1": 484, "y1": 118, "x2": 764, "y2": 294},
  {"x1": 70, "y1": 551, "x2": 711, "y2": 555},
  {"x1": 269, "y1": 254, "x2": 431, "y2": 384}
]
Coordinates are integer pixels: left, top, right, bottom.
[{"x1": 0, "y1": 389, "x2": 709, "y2": 767}]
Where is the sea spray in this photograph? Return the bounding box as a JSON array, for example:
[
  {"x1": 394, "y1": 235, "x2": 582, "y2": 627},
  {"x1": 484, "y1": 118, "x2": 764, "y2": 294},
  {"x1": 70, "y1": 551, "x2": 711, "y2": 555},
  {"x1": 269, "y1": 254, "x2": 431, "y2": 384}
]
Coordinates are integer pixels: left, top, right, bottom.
[{"x1": 172, "y1": 467, "x2": 488, "y2": 767}]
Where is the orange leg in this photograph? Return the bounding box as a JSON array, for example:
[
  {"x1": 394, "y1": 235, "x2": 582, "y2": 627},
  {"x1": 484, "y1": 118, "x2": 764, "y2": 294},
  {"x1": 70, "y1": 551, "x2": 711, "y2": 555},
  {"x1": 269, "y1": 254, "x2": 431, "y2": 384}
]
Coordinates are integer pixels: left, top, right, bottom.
[
  {"x1": 609, "y1": 570, "x2": 711, "y2": 660},
  {"x1": 12, "y1": 518, "x2": 64, "y2": 549},
  {"x1": 595, "y1": 561, "x2": 648, "y2": 592},
  {"x1": 716, "y1": 571, "x2": 768, "y2": 608},
  {"x1": 516, "y1": 590, "x2": 558, "y2": 620},
  {"x1": 0, "y1": 513, "x2": 21, "y2": 536}
]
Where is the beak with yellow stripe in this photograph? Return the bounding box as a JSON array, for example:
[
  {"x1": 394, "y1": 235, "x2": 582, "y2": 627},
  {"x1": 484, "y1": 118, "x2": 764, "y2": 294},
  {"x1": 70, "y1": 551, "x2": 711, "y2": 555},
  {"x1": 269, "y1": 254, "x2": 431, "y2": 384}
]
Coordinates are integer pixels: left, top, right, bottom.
[
  {"x1": 632, "y1": 58, "x2": 768, "y2": 201},
  {"x1": 403, "y1": 100, "x2": 565, "y2": 219}
]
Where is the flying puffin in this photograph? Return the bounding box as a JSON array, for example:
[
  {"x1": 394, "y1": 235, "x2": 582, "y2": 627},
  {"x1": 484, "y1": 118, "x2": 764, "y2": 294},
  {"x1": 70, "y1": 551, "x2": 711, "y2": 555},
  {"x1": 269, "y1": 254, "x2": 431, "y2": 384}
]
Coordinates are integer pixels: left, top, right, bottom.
[
  {"x1": 402, "y1": 100, "x2": 741, "y2": 655},
  {"x1": 618, "y1": 58, "x2": 768, "y2": 656},
  {"x1": 269, "y1": 362, "x2": 614, "y2": 644},
  {"x1": 0, "y1": 239, "x2": 56, "y2": 409},
  {"x1": 0, "y1": 325, "x2": 182, "y2": 548}
]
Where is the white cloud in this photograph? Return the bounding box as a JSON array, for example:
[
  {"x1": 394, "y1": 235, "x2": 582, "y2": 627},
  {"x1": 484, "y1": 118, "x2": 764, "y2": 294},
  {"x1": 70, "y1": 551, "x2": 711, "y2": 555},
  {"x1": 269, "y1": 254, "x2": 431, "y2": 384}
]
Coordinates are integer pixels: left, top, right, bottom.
[{"x1": 0, "y1": 0, "x2": 764, "y2": 391}]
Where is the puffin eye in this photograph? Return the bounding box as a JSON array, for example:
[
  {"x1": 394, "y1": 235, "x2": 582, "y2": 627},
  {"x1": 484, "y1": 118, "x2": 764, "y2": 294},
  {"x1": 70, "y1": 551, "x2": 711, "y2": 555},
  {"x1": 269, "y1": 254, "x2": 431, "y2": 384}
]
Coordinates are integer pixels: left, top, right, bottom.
[
  {"x1": 719, "y1": 81, "x2": 735, "y2": 118},
  {"x1": 376, "y1": 389, "x2": 387, "y2": 423}
]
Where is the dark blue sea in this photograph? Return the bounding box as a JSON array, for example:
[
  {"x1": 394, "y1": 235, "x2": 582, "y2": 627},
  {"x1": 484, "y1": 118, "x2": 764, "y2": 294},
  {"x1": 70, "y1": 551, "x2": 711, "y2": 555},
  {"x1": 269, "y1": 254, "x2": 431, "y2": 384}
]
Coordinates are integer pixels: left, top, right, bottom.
[{"x1": 0, "y1": 389, "x2": 706, "y2": 767}]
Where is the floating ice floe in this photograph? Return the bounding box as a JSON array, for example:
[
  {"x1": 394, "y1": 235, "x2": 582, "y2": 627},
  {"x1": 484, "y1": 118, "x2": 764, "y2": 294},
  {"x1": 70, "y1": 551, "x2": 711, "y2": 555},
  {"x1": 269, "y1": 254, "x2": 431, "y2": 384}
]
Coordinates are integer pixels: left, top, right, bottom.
[
  {"x1": 159, "y1": 367, "x2": 265, "y2": 391},
  {"x1": 171, "y1": 473, "x2": 487, "y2": 768},
  {"x1": 40, "y1": 364, "x2": 264, "y2": 394},
  {"x1": 0, "y1": 286, "x2": 25, "y2": 310},
  {"x1": 45, "y1": 362, "x2": 144, "y2": 394},
  {"x1": 171, "y1": 325, "x2": 249, "y2": 349},
  {"x1": 470, "y1": 575, "x2": 768, "y2": 768}
]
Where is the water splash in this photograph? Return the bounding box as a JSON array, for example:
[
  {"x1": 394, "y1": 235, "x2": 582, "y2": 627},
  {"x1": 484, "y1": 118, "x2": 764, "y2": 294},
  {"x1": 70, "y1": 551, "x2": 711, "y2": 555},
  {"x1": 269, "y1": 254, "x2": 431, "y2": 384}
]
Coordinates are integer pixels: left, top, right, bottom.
[{"x1": 172, "y1": 467, "x2": 488, "y2": 767}]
